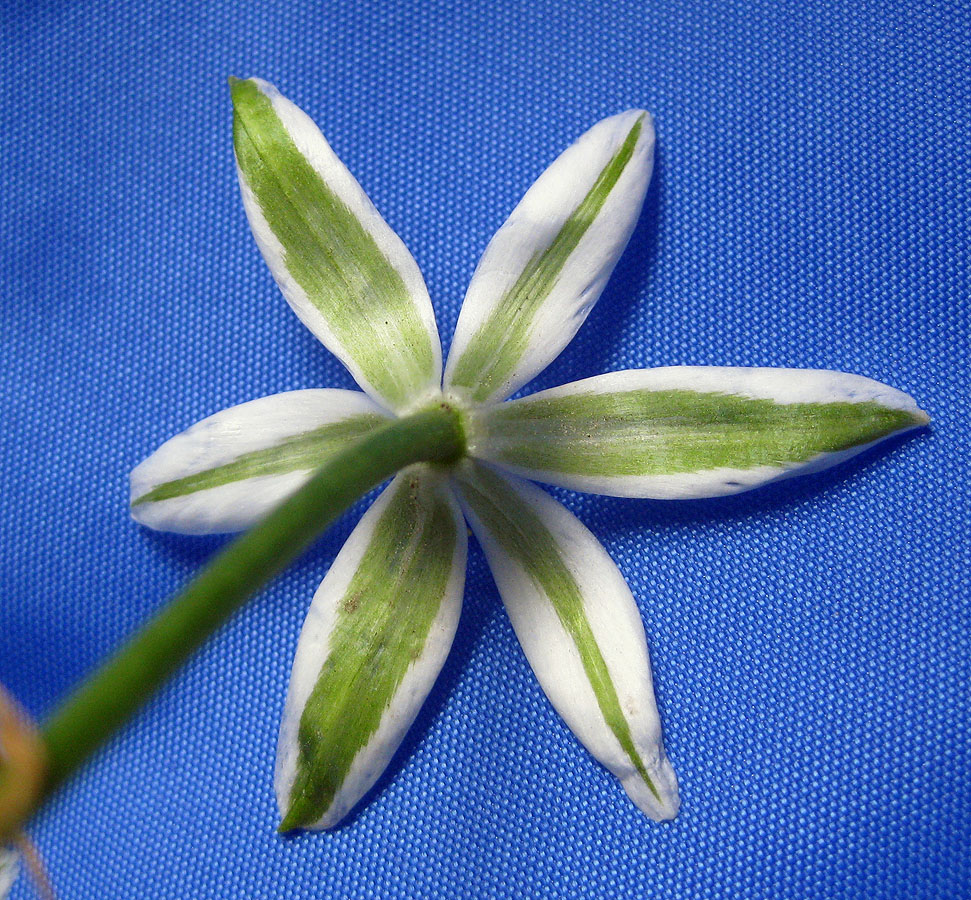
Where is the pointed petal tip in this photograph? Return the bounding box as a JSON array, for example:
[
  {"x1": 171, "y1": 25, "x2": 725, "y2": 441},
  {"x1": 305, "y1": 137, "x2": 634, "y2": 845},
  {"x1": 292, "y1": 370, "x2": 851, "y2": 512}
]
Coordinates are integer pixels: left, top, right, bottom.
[
  {"x1": 229, "y1": 75, "x2": 279, "y2": 106},
  {"x1": 601, "y1": 107, "x2": 652, "y2": 128},
  {"x1": 650, "y1": 798, "x2": 681, "y2": 823},
  {"x1": 629, "y1": 108, "x2": 653, "y2": 127},
  {"x1": 275, "y1": 788, "x2": 300, "y2": 833},
  {"x1": 616, "y1": 108, "x2": 655, "y2": 145},
  {"x1": 128, "y1": 469, "x2": 154, "y2": 519},
  {"x1": 278, "y1": 798, "x2": 343, "y2": 834},
  {"x1": 228, "y1": 74, "x2": 251, "y2": 99},
  {"x1": 620, "y1": 755, "x2": 680, "y2": 822},
  {"x1": 895, "y1": 398, "x2": 929, "y2": 431},
  {"x1": 276, "y1": 818, "x2": 298, "y2": 836},
  {"x1": 276, "y1": 800, "x2": 316, "y2": 834}
]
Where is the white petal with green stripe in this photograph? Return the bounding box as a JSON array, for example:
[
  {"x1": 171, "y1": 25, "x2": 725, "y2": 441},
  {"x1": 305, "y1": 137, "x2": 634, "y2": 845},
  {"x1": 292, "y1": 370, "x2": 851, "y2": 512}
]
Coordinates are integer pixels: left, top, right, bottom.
[
  {"x1": 130, "y1": 389, "x2": 389, "y2": 534},
  {"x1": 275, "y1": 470, "x2": 466, "y2": 830},
  {"x1": 232, "y1": 78, "x2": 442, "y2": 413},
  {"x1": 473, "y1": 367, "x2": 929, "y2": 499},
  {"x1": 454, "y1": 461, "x2": 679, "y2": 821},
  {"x1": 444, "y1": 109, "x2": 656, "y2": 404}
]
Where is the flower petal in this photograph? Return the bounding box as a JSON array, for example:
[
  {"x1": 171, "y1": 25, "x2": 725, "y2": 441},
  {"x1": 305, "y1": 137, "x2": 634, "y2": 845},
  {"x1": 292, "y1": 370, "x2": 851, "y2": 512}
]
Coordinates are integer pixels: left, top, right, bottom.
[
  {"x1": 276, "y1": 470, "x2": 466, "y2": 831},
  {"x1": 473, "y1": 367, "x2": 929, "y2": 498},
  {"x1": 454, "y1": 461, "x2": 679, "y2": 821},
  {"x1": 231, "y1": 77, "x2": 442, "y2": 413},
  {"x1": 130, "y1": 390, "x2": 389, "y2": 534},
  {"x1": 0, "y1": 847, "x2": 17, "y2": 899},
  {"x1": 444, "y1": 110, "x2": 655, "y2": 404}
]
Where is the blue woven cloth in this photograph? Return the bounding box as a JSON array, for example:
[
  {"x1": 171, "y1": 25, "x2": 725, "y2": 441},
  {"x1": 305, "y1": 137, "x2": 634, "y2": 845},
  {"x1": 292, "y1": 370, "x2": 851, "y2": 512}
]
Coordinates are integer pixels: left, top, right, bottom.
[{"x1": 2, "y1": 1, "x2": 968, "y2": 896}]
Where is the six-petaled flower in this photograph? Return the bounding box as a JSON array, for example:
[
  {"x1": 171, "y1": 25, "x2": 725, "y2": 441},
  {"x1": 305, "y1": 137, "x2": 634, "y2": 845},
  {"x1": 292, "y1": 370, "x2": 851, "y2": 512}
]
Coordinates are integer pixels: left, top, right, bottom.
[{"x1": 130, "y1": 78, "x2": 927, "y2": 830}]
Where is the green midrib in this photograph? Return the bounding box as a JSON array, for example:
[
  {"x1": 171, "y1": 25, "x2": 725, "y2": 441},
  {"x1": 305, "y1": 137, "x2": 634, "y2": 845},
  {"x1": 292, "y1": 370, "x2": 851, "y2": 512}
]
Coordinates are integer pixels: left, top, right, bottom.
[
  {"x1": 281, "y1": 476, "x2": 457, "y2": 830},
  {"x1": 482, "y1": 390, "x2": 923, "y2": 476},
  {"x1": 132, "y1": 413, "x2": 386, "y2": 506},
  {"x1": 459, "y1": 464, "x2": 661, "y2": 803},
  {"x1": 449, "y1": 115, "x2": 645, "y2": 402},
  {"x1": 231, "y1": 79, "x2": 434, "y2": 409}
]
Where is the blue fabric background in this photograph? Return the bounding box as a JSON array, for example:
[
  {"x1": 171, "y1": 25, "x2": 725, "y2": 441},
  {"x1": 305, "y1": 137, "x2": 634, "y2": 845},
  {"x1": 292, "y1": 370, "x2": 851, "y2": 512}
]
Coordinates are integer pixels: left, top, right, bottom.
[{"x1": 1, "y1": 1, "x2": 968, "y2": 897}]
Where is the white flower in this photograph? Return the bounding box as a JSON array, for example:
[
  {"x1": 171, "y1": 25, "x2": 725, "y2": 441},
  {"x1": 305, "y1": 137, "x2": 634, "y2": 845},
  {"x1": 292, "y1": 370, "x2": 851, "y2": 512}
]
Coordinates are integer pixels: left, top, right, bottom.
[{"x1": 130, "y1": 78, "x2": 927, "y2": 830}]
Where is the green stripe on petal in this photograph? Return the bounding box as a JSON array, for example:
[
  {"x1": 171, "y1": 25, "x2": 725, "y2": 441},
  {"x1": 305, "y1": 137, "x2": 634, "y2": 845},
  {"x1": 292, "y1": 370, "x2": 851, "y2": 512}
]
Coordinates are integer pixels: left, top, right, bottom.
[
  {"x1": 232, "y1": 78, "x2": 441, "y2": 412},
  {"x1": 130, "y1": 390, "x2": 390, "y2": 534},
  {"x1": 455, "y1": 462, "x2": 678, "y2": 820},
  {"x1": 474, "y1": 367, "x2": 929, "y2": 499},
  {"x1": 133, "y1": 414, "x2": 384, "y2": 506},
  {"x1": 445, "y1": 110, "x2": 655, "y2": 404},
  {"x1": 276, "y1": 472, "x2": 465, "y2": 830}
]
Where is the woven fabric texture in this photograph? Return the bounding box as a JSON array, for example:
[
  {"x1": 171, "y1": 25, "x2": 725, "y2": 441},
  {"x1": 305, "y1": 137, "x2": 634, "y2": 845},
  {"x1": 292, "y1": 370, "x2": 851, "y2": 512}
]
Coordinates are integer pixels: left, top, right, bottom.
[{"x1": 1, "y1": 1, "x2": 968, "y2": 897}]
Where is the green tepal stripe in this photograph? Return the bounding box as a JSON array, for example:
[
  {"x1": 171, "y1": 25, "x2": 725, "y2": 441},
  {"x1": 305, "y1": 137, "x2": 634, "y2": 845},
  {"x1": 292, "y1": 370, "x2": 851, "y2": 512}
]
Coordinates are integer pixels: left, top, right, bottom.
[
  {"x1": 281, "y1": 475, "x2": 457, "y2": 831},
  {"x1": 458, "y1": 463, "x2": 661, "y2": 803},
  {"x1": 481, "y1": 389, "x2": 923, "y2": 478},
  {"x1": 231, "y1": 79, "x2": 435, "y2": 409},
  {"x1": 449, "y1": 116, "x2": 645, "y2": 402},
  {"x1": 132, "y1": 413, "x2": 386, "y2": 506}
]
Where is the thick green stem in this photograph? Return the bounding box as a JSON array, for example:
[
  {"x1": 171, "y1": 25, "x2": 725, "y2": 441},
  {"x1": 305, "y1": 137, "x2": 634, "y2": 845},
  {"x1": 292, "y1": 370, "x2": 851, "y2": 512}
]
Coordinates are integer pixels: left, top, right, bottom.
[{"x1": 34, "y1": 403, "x2": 464, "y2": 812}]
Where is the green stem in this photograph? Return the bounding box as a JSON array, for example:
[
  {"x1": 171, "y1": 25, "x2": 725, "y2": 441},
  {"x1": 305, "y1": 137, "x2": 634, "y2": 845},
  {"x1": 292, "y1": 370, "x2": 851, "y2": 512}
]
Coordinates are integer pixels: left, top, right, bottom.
[{"x1": 36, "y1": 403, "x2": 465, "y2": 808}]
